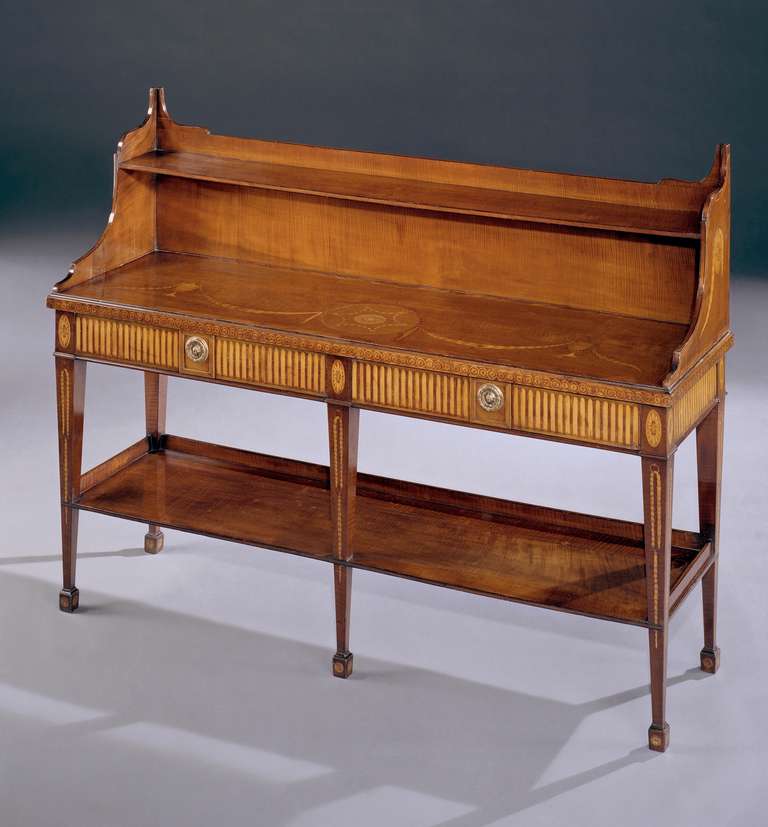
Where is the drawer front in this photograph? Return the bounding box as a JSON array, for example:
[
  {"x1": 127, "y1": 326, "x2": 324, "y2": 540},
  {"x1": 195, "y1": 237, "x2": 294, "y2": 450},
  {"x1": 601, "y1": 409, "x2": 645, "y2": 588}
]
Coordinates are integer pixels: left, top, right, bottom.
[
  {"x1": 349, "y1": 360, "x2": 640, "y2": 450},
  {"x1": 511, "y1": 385, "x2": 640, "y2": 448},
  {"x1": 69, "y1": 314, "x2": 643, "y2": 451},
  {"x1": 215, "y1": 337, "x2": 326, "y2": 396},
  {"x1": 75, "y1": 316, "x2": 180, "y2": 370},
  {"x1": 351, "y1": 360, "x2": 470, "y2": 421}
]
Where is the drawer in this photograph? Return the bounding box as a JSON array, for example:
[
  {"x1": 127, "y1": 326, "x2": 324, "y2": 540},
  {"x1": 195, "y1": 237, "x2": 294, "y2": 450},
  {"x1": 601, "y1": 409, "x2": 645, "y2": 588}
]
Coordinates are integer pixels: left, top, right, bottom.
[
  {"x1": 510, "y1": 385, "x2": 640, "y2": 449},
  {"x1": 75, "y1": 316, "x2": 180, "y2": 370},
  {"x1": 351, "y1": 360, "x2": 470, "y2": 421},
  {"x1": 214, "y1": 337, "x2": 326, "y2": 395}
]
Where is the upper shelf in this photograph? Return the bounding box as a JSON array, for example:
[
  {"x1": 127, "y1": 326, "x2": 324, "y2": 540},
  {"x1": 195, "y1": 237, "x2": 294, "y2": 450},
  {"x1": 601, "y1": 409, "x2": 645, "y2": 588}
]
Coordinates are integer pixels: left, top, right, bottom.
[{"x1": 120, "y1": 150, "x2": 702, "y2": 239}]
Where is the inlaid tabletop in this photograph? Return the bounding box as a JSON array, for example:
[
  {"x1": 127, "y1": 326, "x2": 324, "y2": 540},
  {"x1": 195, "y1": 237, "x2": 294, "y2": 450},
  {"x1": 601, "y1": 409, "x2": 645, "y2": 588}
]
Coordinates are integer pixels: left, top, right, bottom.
[{"x1": 57, "y1": 252, "x2": 688, "y2": 386}]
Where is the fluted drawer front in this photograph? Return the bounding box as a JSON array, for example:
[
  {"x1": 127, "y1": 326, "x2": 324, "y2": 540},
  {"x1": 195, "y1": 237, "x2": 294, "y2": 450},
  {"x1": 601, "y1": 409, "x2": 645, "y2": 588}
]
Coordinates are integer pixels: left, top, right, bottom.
[
  {"x1": 352, "y1": 361, "x2": 470, "y2": 420},
  {"x1": 511, "y1": 385, "x2": 640, "y2": 448},
  {"x1": 75, "y1": 316, "x2": 179, "y2": 369},
  {"x1": 215, "y1": 338, "x2": 326, "y2": 395},
  {"x1": 70, "y1": 315, "x2": 653, "y2": 453}
]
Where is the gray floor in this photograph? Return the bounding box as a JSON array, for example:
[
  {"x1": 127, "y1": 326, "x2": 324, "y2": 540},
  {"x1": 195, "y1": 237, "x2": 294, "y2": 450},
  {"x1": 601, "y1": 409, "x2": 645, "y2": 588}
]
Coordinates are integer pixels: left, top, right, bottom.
[{"x1": 1, "y1": 225, "x2": 766, "y2": 826}]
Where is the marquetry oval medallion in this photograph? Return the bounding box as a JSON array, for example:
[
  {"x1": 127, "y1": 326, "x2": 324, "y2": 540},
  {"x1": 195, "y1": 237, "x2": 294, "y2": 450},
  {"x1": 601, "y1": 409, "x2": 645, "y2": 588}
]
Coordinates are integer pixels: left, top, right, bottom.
[
  {"x1": 57, "y1": 315, "x2": 71, "y2": 349},
  {"x1": 645, "y1": 409, "x2": 663, "y2": 448},
  {"x1": 331, "y1": 359, "x2": 346, "y2": 394},
  {"x1": 321, "y1": 303, "x2": 419, "y2": 338}
]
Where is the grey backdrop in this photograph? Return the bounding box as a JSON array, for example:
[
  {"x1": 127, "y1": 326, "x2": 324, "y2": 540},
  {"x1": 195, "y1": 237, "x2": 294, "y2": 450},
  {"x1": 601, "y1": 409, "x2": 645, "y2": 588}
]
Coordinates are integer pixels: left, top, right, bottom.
[
  {"x1": 1, "y1": 4, "x2": 767, "y2": 826},
  {"x1": 2, "y1": 0, "x2": 767, "y2": 272}
]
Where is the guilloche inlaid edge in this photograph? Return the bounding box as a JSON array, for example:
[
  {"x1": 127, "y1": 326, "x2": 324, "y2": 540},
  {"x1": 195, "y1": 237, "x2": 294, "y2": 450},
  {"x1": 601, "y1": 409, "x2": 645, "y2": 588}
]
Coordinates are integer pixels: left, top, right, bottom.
[
  {"x1": 47, "y1": 294, "x2": 688, "y2": 405},
  {"x1": 48, "y1": 286, "x2": 730, "y2": 407},
  {"x1": 46, "y1": 248, "x2": 698, "y2": 397}
]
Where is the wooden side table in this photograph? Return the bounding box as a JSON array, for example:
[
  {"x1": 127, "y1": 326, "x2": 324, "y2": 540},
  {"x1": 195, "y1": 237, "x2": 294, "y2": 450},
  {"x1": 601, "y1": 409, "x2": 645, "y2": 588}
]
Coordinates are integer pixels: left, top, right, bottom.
[{"x1": 47, "y1": 89, "x2": 731, "y2": 751}]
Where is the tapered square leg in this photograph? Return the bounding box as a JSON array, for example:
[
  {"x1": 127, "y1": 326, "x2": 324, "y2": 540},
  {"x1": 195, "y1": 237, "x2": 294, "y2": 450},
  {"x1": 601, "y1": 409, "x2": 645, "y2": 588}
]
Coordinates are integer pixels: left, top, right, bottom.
[
  {"x1": 56, "y1": 357, "x2": 86, "y2": 611},
  {"x1": 59, "y1": 506, "x2": 80, "y2": 612},
  {"x1": 144, "y1": 373, "x2": 168, "y2": 553},
  {"x1": 327, "y1": 395, "x2": 359, "y2": 678},
  {"x1": 327, "y1": 402, "x2": 359, "y2": 562},
  {"x1": 642, "y1": 456, "x2": 673, "y2": 751},
  {"x1": 697, "y1": 393, "x2": 724, "y2": 673},
  {"x1": 332, "y1": 564, "x2": 353, "y2": 678}
]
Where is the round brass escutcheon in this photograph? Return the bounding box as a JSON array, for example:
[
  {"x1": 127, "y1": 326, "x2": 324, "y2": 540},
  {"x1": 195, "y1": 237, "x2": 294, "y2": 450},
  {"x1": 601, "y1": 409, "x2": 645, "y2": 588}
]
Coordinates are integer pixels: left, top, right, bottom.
[
  {"x1": 477, "y1": 383, "x2": 504, "y2": 413},
  {"x1": 185, "y1": 335, "x2": 209, "y2": 363}
]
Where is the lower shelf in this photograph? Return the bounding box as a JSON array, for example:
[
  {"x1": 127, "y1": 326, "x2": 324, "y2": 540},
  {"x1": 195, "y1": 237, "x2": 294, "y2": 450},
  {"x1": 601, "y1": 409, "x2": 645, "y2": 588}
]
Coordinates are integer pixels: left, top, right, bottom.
[{"x1": 74, "y1": 435, "x2": 709, "y2": 626}]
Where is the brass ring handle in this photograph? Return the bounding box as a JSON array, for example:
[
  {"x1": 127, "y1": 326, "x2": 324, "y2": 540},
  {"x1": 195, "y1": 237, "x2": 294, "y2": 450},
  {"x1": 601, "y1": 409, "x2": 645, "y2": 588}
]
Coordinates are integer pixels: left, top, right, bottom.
[
  {"x1": 477, "y1": 383, "x2": 504, "y2": 412},
  {"x1": 185, "y1": 335, "x2": 209, "y2": 363}
]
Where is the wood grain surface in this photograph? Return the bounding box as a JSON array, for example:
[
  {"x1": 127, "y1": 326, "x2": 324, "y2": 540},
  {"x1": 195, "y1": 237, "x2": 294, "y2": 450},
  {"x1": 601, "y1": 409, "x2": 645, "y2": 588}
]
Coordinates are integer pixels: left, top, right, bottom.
[
  {"x1": 47, "y1": 88, "x2": 731, "y2": 751},
  {"x1": 122, "y1": 150, "x2": 702, "y2": 238},
  {"x1": 56, "y1": 251, "x2": 689, "y2": 385},
  {"x1": 73, "y1": 442, "x2": 704, "y2": 626}
]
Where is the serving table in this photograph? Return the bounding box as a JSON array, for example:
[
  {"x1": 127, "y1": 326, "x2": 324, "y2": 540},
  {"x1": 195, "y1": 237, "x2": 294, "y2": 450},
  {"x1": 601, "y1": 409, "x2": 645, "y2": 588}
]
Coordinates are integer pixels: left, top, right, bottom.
[{"x1": 47, "y1": 89, "x2": 731, "y2": 752}]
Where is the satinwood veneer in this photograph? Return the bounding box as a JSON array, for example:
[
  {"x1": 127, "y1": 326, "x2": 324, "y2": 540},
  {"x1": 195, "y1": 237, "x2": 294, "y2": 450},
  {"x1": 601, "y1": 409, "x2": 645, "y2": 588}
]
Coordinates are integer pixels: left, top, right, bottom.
[{"x1": 47, "y1": 88, "x2": 731, "y2": 752}]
